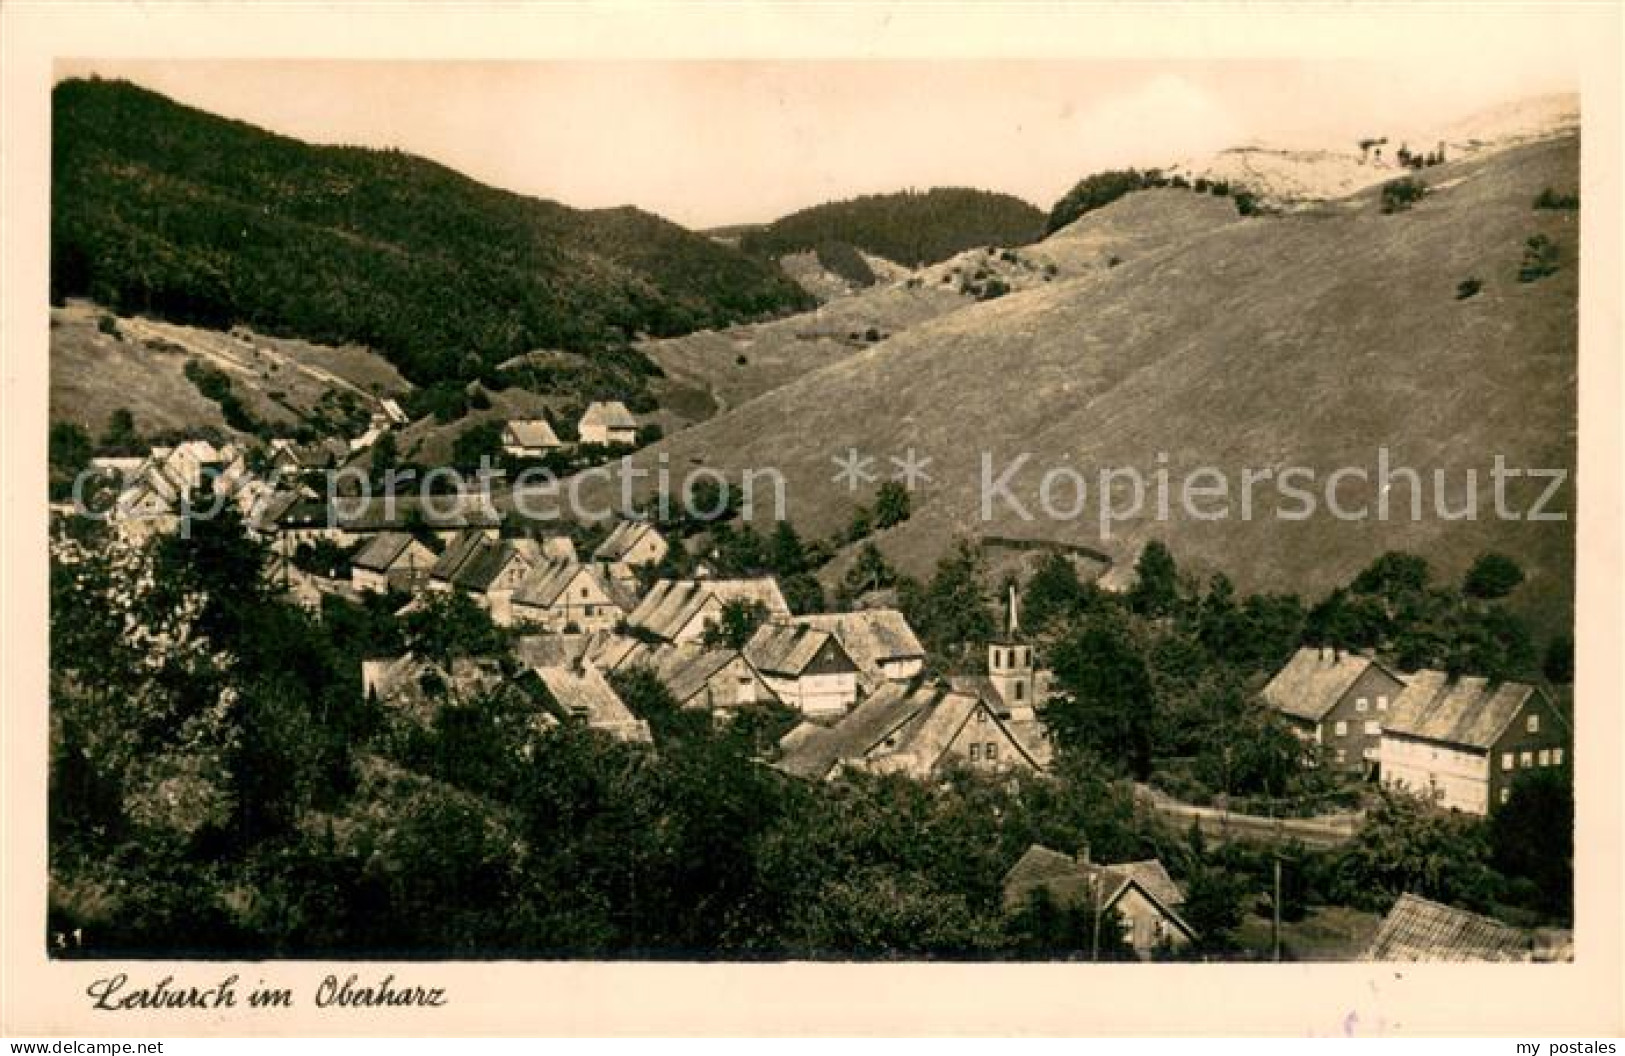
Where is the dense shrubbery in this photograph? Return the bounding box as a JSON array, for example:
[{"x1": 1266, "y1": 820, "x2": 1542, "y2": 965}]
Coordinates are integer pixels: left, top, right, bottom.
[
  {"x1": 1380, "y1": 177, "x2": 1428, "y2": 214},
  {"x1": 48, "y1": 515, "x2": 1186, "y2": 958},
  {"x1": 51, "y1": 78, "x2": 813, "y2": 402},
  {"x1": 1046, "y1": 168, "x2": 1262, "y2": 234},
  {"x1": 48, "y1": 514, "x2": 1573, "y2": 959},
  {"x1": 741, "y1": 188, "x2": 1047, "y2": 267},
  {"x1": 813, "y1": 240, "x2": 878, "y2": 288},
  {"x1": 1533, "y1": 187, "x2": 1579, "y2": 211},
  {"x1": 183, "y1": 358, "x2": 261, "y2": 433},
  {"x1": 1517, "y1": 234, "x2": 1562, "y2": 283}
]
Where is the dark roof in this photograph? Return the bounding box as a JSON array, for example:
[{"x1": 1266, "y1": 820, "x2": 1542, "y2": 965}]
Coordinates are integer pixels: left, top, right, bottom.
[
  {"x1": 451, "y1": 539, "x2": 528, "y2": 592},
  {"x1": 1001, "y1": 845, "x2": 1193, "y2": 937},
  {"x1": 533, "y1": 663, "x2": 652, "y2": 743},
  {"x1": 653, "y1": 647, "x2": 748, "y2": 706},
  {"x1": 626, "y1": 578, "x2": 790, "y2": 641},
  {"x1": 743, "y1": 622, "x2": 851, "y2": 677},
  {"x1": 276, "y1": 496, "x2": 501, "y2": 532},
  {"x1": 1384, "y1": 671, "x2": 1559, "y2": 750},
  {"x1": 430, "y1": 529, "x2": 490, "y2": 582},
  {"x1": 352, "y1": 531, "x2": 418, "y2": 572},
  {"x1": 513, "y1": 559, "x2": 606, "y2": 610},
  {"x1": 593, "y1": 520, "x2": 664, "y2": 562},
  {"x1": 773, "y1": 682, "x2": 1040, "y2": 781},
  {"x1": 1262, "y1": 647, "x2": 1383, "y2": 723},
  {"x1": 773, "y1": 682, "x2": 920, "y2": 781},
  {"x1": 794, "y1": 609, "x2": 923, "y2": 685},
  {"x1": 1363, "y1": 894, "x2": 1531, "y2": 962}
]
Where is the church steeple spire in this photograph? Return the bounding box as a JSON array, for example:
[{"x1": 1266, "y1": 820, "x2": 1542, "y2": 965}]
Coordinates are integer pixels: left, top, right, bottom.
[{"x1": 988, "y1": 583, "x2": 1034, "y2": 718}]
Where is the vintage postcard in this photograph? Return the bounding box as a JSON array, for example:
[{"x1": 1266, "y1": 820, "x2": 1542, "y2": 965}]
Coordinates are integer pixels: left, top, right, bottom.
[{"x1": 2, "y1": 1, "x2": 1621, "y2": 1038}]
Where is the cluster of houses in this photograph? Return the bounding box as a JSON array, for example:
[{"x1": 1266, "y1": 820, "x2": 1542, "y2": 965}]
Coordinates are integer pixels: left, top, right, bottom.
[
  {"x1": 1261, "y1": 646, "x2": 1572, "y2": 816},
  {"x1": 500, "y1": 400, "x2": 639, "y2": 457},
  {"x1": 97, "y1": 396, "x2": 643, "y2": 542},
  {"x1": 354, "y1": 514, "x2": 1058, "y2": 783},
  {"x1": 82, "y1": 401, "x2": 1063, "y2": 783},
  {"x1": 76, "y1": 416, "x2": 1572, "y2": 961}
]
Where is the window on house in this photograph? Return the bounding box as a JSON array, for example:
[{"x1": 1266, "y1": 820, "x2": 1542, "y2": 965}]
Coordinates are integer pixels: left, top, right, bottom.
[
  {"x1": 1538, "y1": 749, "x2": 1550, "y2": 766},
  {"x1": 986, "y1": 742, "x2": 998, "y2": 761},
  {"x1": 1500, "y1": 787, "x2": 1512, "y2": 805},
  {"x1": 1356, "y1": 698, "x2": 1368, "y2": 712},
  {"x1": 975, "y1": 710, "x2": 988, "y2": 724},
  {"x1": 1520, "y1": 751, "x2": 1534, "y2": 768},
  {"x1": 1377, "y1": 695, "x2": 1389, "y2": 711},
  {"x1": 1527, "y1": 714, "x2": 1540, "y2": 734},
  {"x1": 1502, "y1": 752, "x2": 1514, "y2": 771},
  {"x1": 1553, "y1": 748, "x2": 1565, "y2": 765},
  {"x1": 1013, "y1": 682, "x2": 1025, "y2": 702},
  {"x1": 1365, "y1": 721, "x2": 1381, "y2": 736},
  {"x1": 1335, "y1": 749, "x2": 1347, "y2": 764},
  {"x1": 1334, "y1": 721, "x2": 1348, "y2": 737},
  {"x1": 969, "y1": 744, "x2": 980, "y2": 762}
]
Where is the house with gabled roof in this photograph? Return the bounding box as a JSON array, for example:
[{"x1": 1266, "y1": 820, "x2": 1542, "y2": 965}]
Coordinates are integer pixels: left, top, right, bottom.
[
  {"x1": 592, "y1": 520, "x2": 670, "y2": 580},
  {"x1": 577, "y1": 401, "x2": 639, "y2": 447},
  {"x1": 651, "y1": 645, "x2": 777, "y2": 714},
  {"x1": 625, "y1": 577, "x2": 791, "y2": 645},
  {"x1": 1001, "y1": 845, "x2": 1196, "y2": 959},
  {"x1": 792, "y1": 608, "x2": 924, "y2": 692},
  {"x1": 427, "y1": 529, "x2": 491, "y2": 591},
  {"x1": 532, "y1": 662, "x2": 652, "y2": 743},
  {"x1": 446, "y1": 537, "x2": 544, "y2": 624},
  {"x1": 1379, "y1": 671, "x2": 1570, "y2": 815},
  {"x1": 511, "y1": 559, "x2": 624, "y2": 633},
  {"x1": 361, "y1": 653, "x2": 513, "y2": 727},
  {"x1": 351, "y1": 530, "x2": 437, "y2": 593},
  {"x1": 502, "y1": 418, "x2": 562, "y2": 458},
  {"x1": 774, "y1": 681, "x2": 1047, "y2": 782},
  {"x1": 1262, "y1": 647, "x2": 1408, "y2": 774},
  {"x1": 112, "y1": 462, "x2": 186, "y2": 538},
  {"x1": 159, "y1": 439, "x2": 225, "y2": 490},
  {"x1": 1362, "y1": 893, "x2": 1539, "y2": 962},
  {"x1": 744, "y1": 622, "x2": 858, "y2": 718}
]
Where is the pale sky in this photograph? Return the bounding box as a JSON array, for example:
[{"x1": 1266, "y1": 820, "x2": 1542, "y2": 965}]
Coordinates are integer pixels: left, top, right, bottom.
[{"x1": 57, "y1": 58, "x2": 1577, "y2": 229}]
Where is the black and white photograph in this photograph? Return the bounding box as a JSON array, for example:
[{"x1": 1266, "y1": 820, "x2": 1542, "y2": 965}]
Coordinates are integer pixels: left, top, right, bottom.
[{"x1": 4, "y1": 0, "x2": 1623, "y2": 1040}]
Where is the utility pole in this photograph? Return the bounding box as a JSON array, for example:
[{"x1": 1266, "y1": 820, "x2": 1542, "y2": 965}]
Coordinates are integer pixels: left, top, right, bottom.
[
  {"x1": 1090, "y1": 873, "x2": 1102, "y2": 963},
  {"x1": 1272, "y1": 855, "x2": 1283, "y2": 963}
]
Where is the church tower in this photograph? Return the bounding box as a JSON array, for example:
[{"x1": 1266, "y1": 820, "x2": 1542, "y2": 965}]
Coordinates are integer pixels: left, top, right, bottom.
[{"x1": 988, "y1": 585, "x2": 1036, "y2": 720}]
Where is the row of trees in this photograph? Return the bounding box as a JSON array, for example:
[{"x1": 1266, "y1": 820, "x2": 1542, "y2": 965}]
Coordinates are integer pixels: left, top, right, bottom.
[
  {"x1": 1045, "y1": 169, "x2": 1260, "y2": 235},
  {"x1": 741, "y1": 188, "x2": 1047, "y2": 269}
]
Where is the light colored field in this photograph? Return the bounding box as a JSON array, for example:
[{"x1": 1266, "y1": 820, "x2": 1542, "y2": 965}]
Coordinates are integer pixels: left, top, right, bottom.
[
  {"x1": 50, "y1": 300, "x2": 412, "y2": 440},
  {"x1": 585, "y1": 135, "x2": 1578, "y2": 637}
]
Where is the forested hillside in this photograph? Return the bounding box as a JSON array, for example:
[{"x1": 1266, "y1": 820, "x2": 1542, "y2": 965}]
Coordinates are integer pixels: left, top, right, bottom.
[
  {"x1": 740, "y1": 187, "x2": 1046, "y2": 267},
  {"x1": 51, "y1": 78, "x2": 814, "y2": 391}
]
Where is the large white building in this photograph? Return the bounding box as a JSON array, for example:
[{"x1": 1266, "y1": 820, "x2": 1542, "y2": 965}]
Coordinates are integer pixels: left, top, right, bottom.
[{"x1": 1380, "y1": 671, "x2": 1570, "y2": 815}]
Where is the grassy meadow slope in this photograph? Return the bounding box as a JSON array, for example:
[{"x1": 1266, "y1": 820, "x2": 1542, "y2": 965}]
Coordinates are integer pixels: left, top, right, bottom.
[
  {"x1": 644, "y1": 190, "x2": 1245, "y2": 428},
  {"x1": 50, "y1": 300, "x2": 412, "y2": 440},
  {"x1": 605, "y1": 136, "x2": 1578, "y2": 634}
]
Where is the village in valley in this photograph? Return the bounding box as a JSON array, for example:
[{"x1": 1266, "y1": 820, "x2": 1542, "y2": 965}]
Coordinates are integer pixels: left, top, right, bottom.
[{"x1": 44, "y1": 72, "x2": 1579, "y2": 964}]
